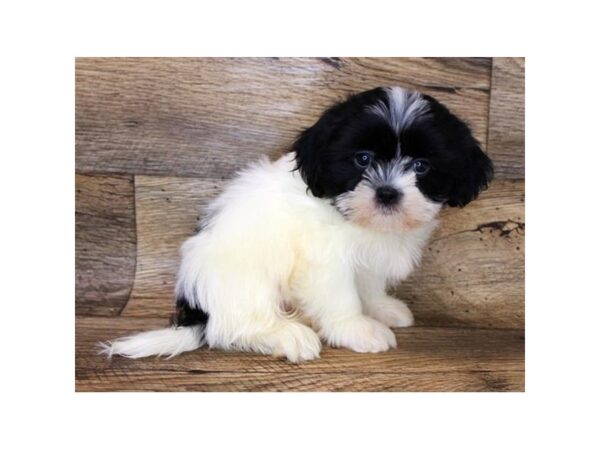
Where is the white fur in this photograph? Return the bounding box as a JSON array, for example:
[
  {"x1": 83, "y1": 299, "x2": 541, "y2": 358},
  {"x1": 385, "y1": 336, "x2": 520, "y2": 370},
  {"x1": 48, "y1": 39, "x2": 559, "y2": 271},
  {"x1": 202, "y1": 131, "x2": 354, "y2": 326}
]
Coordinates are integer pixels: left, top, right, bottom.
[
  {"x1": 368, "y1": 87, "x2": 428, "y2": 139},
  {"x1": 99, "y1": 325, "x2": 204, "y2": 359},
  {"x1": 104, "y1": 153, "x2": 439, "y2": 362}
]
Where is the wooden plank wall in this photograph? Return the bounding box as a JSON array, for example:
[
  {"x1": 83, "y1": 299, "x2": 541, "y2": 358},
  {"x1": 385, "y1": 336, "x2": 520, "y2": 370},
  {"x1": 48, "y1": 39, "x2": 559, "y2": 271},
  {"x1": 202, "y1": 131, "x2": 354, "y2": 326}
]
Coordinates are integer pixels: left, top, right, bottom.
[
  {"x1": 75, "y1": 174, "x2": 136, "y2": 315},
  {"x1": 487, "y1": 58, "x2": 525, "y2": 179},
  {"x1": 75, "y1": 57, "x2": 525, "y2": 329}
]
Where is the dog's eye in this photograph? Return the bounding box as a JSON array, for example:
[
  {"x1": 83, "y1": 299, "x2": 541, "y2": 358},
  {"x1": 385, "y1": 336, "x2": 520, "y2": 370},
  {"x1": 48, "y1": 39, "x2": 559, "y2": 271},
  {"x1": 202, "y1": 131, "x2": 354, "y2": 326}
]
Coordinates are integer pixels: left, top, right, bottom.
[
  {"x1": 354, "y1": 151, "x2": 373, "y2": 169},
  {"x1": 412, "y1": 159, "x2": 431, "y2": 176}
]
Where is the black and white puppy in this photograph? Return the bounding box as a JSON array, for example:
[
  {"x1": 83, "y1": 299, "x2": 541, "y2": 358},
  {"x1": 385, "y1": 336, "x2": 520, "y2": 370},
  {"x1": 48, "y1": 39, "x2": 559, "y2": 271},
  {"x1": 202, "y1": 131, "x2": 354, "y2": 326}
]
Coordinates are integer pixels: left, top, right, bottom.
[{"x1": 102, "y1": 86, "x2": 493, "y2": 362}]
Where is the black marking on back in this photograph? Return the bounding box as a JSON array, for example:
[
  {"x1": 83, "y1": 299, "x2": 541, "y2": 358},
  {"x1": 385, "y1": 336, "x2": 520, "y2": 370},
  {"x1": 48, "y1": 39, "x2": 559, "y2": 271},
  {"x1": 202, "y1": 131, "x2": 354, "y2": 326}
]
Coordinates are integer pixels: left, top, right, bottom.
[{"x1": 170, "y1": 295, "x2": 209, "y2": 327}]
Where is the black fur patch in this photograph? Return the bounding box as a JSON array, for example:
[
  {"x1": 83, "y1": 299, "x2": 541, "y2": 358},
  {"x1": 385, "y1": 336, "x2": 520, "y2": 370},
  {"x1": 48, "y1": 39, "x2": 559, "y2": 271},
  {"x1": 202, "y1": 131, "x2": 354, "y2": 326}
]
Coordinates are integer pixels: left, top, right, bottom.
[
  {"x1": 293, "y1": 88, "x2": 392, "y2": 198},
  {"x1": 170, "y1": 295, "x2": 209, "y2": 327},
  {"x1": 411, "y1": 95, "x2": 493, "y2": 206}
]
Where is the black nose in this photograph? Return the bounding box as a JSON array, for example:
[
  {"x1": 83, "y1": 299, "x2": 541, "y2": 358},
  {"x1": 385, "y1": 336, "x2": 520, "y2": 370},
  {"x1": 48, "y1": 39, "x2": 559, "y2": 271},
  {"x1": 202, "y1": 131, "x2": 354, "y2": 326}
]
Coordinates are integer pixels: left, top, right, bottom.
[{"x1": 375, "y1": 186, "x2": 402, "y2": 206}]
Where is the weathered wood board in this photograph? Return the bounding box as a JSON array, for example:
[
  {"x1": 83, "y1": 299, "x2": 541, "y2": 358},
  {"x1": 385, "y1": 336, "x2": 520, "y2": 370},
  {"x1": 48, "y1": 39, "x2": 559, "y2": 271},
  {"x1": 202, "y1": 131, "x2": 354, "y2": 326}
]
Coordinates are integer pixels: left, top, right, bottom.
[
  {"x1": 77, "y1": 369, "x2": 524, "y2": 392},
  {"x1": 120, "y1": 175, "x2": 524, "y2": 329},
  {"x1": 75, "y1": 174, "x2": 136, "y2": 316},
  {"x1": 76, "y1": 57, "x2": 492, "y2": 179},
  {"x1": 487, "y1": 57, "x2": 525, "y2": 179},
  {"x1": 77, "y1": 317, "x2": 524, "y2": 392},
  {"x1": 393, "y1": 179, "x2": 524, "y2": 329}
]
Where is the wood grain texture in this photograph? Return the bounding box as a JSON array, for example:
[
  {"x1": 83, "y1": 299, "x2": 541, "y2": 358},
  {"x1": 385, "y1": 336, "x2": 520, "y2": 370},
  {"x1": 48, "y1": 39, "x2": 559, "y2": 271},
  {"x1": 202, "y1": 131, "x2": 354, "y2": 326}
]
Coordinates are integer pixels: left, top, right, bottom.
[
  {"x1": 76, "y1": 57, "x2": 492, "y2": 179},
  {"x1": 75, "y1": 174, "x2": 136, "y2": 316},
  {"x1": 394, "y1": 179, "x2": 525, "y2": 329},
  {"x1": 121, "y1": 175, "x2": 524, "y2": 329},
  {"x1": 76, "y1": 317, "x2": 524, "y2": 392},
  {"x1": 122, "y1": 176, "x2": 223, "y2": 316},
  {"x1": 487, "y1": 57, "x2": 525, "y2": 179},
  {"x1": 76, "y1": 369, "x2": 524, "y2": 392}
]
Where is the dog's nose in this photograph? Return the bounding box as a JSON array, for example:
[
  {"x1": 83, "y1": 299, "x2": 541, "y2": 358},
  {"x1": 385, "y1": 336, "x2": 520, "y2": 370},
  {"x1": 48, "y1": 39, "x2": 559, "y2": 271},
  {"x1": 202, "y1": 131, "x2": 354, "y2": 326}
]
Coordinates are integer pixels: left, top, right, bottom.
[{"x1": 375, "y1": 186, "x2": 402, "y2": 206}]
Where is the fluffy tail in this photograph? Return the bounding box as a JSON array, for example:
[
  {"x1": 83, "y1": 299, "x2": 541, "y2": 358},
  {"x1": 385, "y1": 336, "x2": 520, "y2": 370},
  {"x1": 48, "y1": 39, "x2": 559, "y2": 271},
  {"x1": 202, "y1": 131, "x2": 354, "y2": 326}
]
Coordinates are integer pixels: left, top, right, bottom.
[
  {"x1": 100, "y1": 295, "x2": 209, "y2": 359},
  {"x1": 99, "y1": 324, "x2": 205, "y2": 359}
]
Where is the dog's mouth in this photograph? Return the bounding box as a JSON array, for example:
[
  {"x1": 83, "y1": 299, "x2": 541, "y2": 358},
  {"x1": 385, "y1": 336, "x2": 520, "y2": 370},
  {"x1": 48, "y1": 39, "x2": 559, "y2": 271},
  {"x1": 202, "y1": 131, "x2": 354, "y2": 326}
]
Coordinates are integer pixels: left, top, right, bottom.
[
  {"x1": 332, "y1": 190, "x2": 403, "y2": 224},
  {"x1": 377, "y1": 203, "x2": 401, "y2": 215},
  {"x1": 332, "y1": 183, "x2": 442, "y2": 233}
]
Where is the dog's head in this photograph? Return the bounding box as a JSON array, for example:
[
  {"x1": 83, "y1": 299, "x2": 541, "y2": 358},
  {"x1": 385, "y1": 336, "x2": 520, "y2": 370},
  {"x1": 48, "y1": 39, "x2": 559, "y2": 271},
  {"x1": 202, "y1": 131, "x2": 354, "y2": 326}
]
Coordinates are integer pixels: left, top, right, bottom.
[{"x1": 293, "y1": 87, "x2": 493, "y2": 232}]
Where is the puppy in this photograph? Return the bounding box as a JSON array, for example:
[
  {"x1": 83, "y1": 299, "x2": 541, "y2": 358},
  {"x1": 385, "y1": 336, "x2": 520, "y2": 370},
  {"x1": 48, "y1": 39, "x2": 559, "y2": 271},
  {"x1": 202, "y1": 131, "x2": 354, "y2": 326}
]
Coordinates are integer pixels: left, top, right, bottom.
[{"x1": 101, "y1": 86, "x2": 493, "y2": 362}]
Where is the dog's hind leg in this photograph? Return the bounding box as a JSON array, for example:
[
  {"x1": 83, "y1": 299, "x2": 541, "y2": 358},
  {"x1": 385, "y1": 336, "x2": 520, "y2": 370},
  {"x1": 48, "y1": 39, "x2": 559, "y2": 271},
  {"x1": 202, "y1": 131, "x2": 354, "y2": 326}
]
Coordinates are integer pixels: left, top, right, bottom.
[{"x1": 199, "y1": 272, "x2": 321, "y2": 363}]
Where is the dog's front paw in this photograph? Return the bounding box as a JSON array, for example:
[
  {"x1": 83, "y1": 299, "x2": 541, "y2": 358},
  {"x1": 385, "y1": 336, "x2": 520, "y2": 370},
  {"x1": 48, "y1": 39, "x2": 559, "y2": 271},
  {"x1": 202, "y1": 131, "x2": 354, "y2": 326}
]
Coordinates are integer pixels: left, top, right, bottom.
[
  {"x1": 364, "y1": 296, "x2": 414, "y2": 328},
  {"x1": 320, "y1": 315, "x2": 397, "y2": 353}
]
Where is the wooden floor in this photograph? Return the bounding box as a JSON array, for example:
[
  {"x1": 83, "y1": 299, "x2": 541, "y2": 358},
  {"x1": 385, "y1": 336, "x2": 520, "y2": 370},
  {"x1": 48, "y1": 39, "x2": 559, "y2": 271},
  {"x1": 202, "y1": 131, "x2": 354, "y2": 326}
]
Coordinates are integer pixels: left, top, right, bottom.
[
  {"x1": 75, "y1": 57, "x2": 525, "y2": 391},
  {"x1": 77, "y1": 318, "x2": 524, "y2": 392}
]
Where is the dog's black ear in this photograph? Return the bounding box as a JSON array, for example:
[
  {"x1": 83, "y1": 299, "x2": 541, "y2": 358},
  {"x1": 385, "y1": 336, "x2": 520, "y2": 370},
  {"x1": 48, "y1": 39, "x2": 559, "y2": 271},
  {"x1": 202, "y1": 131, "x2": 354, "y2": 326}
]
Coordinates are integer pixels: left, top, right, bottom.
[
  {"x1": 293, "y1": 88, "x2": 388, "y2": 198},
  {"x1": 292, "y1": 123, "x2": 327, "y2": 198},
  {"x1": 422, "y1": 95, "x2": 494, "y2": 207},
  {"x1": 292, "y1": 100, "x2": 352, "y2": 198},
  {"x1": 445, "y1": 139, "x2": 494, "y2": 207}
]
